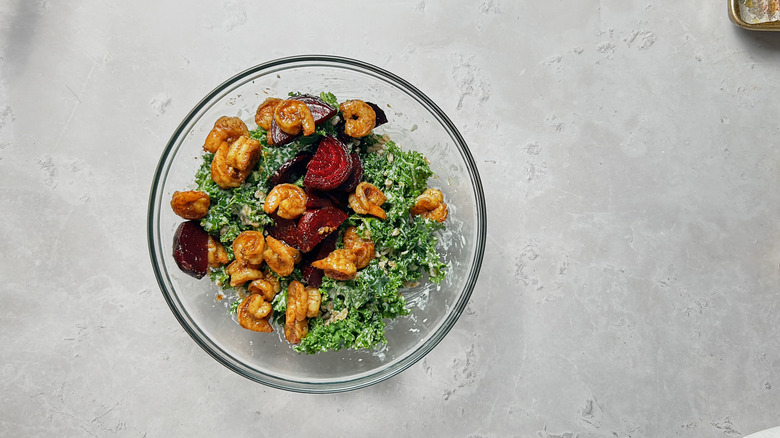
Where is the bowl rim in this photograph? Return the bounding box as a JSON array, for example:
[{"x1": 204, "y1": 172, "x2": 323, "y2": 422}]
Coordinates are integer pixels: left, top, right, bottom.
[{"x1": 147, "y1": 54, "x2": 487, "y2": 393}]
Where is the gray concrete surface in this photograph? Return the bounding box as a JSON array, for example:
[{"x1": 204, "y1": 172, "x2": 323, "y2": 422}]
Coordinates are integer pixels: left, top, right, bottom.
[{"x1": 2, "y1": 1, "x2": 780, "y2": 436}]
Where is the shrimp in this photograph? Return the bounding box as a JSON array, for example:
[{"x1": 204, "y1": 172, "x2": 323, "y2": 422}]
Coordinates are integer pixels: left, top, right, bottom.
[
  {"x1": 263, "y1": 183, "x2": 307, "y2": 219},
  {"x1": 311, "y1": 249, "x2": 357, "y2": 281},
  {"x1": 339, "y1": 100, "x2": 376, "y2": 138},
  {"x1": 274, "y1": 100, "x2": 315, "y2": 136},
  {"x1": 342, "y1": 226, "x2": 375, "y2": 269},
  {"x1": 348, "y1": 182, "x2": 387, "y2": 219},
  {"x1": 262, "y1": 236, "x2": 301, "y2": 277},
  {"x1": 411, "y1": 188, "x2": 448, "y2": 222},
  {"x1": 232, "y1": 231, "x2": 265, "y2": 265},
  {"x1": 255, "y1": 97, "x2": 282, "y2": 131},
  {"x1": 236, "y1": 294, "x2": 273, "y2": 333},
  {"x1": 226, "y1": 135, "x2": 261, "y2": 171},
  {"x1": 207, "y1": 235, "x2": 229, "y2": 268},
  {"x1": 203, "y1": 116, "x2": 249, "y2": 153},
  {"x1": 170, "y1": 190, "x2": 210, "y2": 220},
  {"x1": 211, "y1": 142, "x2": 251, "y2": 189}
]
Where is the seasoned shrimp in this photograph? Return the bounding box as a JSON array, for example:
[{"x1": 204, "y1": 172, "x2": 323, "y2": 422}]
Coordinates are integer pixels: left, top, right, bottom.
[
  {"x1": 170, "y1": 190, "x2": 210, "y2": 220},
  {"x1": 339, "y1": 100, "x2": 376, "y2": 138},
  {"x1": 262, "y1": 236, "x2": 301, "y2": 277},
  {"x1": 232, "y1": 231, "x2": 265, "y2": 265},
  {"x1": 237, "y1": 294, "x2": 273, "y2": 333},
  {"x1": 248, "y1": 271, "x2": 281, "y2": 302},
  {"x1": 284, "y1": 318, "x2": 309, "y2": 344},
  {"x1": 203, "y1": 116, "x2": 249, "y2": 153},
  {"x1": 348, "y1": 182, "x2": 387, "y2": 219},
  {"x1": 286, "y1": 281, "x2": 309, "y2": 323},
  {"x1": 343, "y1": 226, "x2": 375, "y2": 269},
  {"x1": 226, "y1": 260, "x2": 265, "y2": 287},
  {"x1": 211, "y1": 143, "x2": 251, "y2": 189},
  {"x1": 311, "y1": 249, "x2": 357, "y2": 281},
  {"x1": 255, "y1": 97, "x2": 282, "y2": 130},
  {"x1": 274, "y1": 100, "x2": 315, "y2": 136},
  {"x1": 411, "y1": 188, "x2": 448, "y2": 222},
  {"x1": 306, "y1": 286, "x2": 321, "y2": 318},
  {"x1": 226, "y1": 135, "x2": 261, "y2": 171},
  {"x1": 263, "y1": 183, "x2": 307, "y2": 219},
  {"x1": 207, "y1": 235, "x2": 229, "y2": 268}
]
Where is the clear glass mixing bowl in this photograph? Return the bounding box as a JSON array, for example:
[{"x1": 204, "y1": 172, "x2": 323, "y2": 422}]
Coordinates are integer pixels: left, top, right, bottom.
[{"x1": 147, "y1": 55, "x2": 486, "y2": 393}]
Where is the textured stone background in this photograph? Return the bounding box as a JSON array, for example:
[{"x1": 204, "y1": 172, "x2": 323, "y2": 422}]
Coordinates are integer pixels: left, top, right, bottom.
[{"x1": 2, "y1": 1, "x2": 780, "y2": 436}]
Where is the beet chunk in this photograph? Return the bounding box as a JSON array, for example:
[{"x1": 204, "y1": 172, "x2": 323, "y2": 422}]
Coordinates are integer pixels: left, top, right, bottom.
[
  {"x1": 269, "y1": 151, "x2": 313, "y2": 187},
  {"x1": 294, "y1": 94, "x2": 337, "y2": 126},
  {"x1": 366, "y1": 102, "x2": 388, "y2": 127},
  {"x1": 269, "y1": 119, "x2": 296, "y2": 147},
  {"x1": 336, "y1": 153, "x2": 364, "y2": 192},
  {"x1": 300, "y1": 232, "x2": 339, "y2": 287},
  {"x1": 267, "y1": 95, "x2": 336, "y2": 147},
  {"x1": 305, "y1": 189, "x2": 336, "y2": 210},
  {"x1": 266, "y1": 214, "x2": 300, "y2": 250},
  {"x1": 303, "y1": 136, "x2": 353, "y2": 191},
  {"x1": 297, "y1": 206, "x2": 348, "y2": 253},
  {"x1": 172, "y1": 221, "x2": 209, "y2": 279}
]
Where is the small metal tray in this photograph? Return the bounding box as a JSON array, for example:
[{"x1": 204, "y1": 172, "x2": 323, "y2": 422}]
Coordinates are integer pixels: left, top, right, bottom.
[{"x1": 730, "y1": 0, "x2": 780, "y2": 30}]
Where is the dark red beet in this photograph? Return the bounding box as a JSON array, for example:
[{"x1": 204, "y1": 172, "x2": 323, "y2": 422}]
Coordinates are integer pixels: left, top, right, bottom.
[
  {"x1": 336, "y1": 153, "x2": 364, "y2": 192},
  {"x1": 305, "y1": 189, "x2": 336, "y2": 210},
  {"x1": 294, "y1": 94, "x2": 337, "y2": 125},
  {"x1": 172, "y1": 221, "x2": 209, "y2": 279},
  {"x1": 366, "y1": 101, "x2": 388, "y2": 127},
  {"x1": 296, "y1": 206, "x2": 348, "y2": 253},
  {"x1": 300, "y1": 232, "x2": 339, "y2": 287},
  {"x1": 267, "y1": 95, "x2": 336, "y2": 147},
  {"x1": 304, "y1": 136, "x2": 352, "y2": 191},
  {"x1": 269, "y1": 119, "x2": 296, "y2": 147},
  {"x1": 269, "y1": 152, "x2": 313, "y2": 186},
  {"x1": 266, "y1": 215, "x2": 300, "y2": 249}
]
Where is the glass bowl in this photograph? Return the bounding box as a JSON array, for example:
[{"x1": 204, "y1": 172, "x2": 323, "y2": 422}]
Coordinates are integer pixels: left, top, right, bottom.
[{"x1": 147, "y1": 55, "x2": 486, "y2": 393}]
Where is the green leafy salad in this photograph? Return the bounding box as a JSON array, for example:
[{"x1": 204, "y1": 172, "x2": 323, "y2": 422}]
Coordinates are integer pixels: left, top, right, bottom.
[{"x1": 172, "y1": 91, "x2": 449, "y2": 354}]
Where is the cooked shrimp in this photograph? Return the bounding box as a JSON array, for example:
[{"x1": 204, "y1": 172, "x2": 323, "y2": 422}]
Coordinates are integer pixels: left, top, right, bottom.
[
  {"x1": 232, "y1": 231, "x2": 265, "y2": 265},
  {"x1": 343, "y1": 227, "x2": 375, "y2": 269},
  {"x1": 339, "y1": 100, "x2": 376, "y2": 138},
  {"x1": 262, "y1": 236, "x2": 301, "y2": 277},
  {"x1": 255, "y1": 97, "x2": 282, "y2": 130},
  {"x1": 411, "y1": 188, "x2": 448, "y2": 222},
  {"x1": 203, "y1": 116, "x2": 249, "y2": 153},
  {"x1": 237, "y1": 294, "x2": 273, "y2": 333},
  {"x1": 263, "y1": 183, "x2": 307, "y2": 219},
  {"x1": 226, "y1": 135, "x2": 261, "y2": 171},
  {"x1": 207, "y1": 235, "x2": 229, "y2": 268},
  {"x1": 211, "y1": 143, "x2": 251, "y2": 189},
  {"x1": 226, "y1": 260, "x2": 265, "y2": 287},
  {"x1": 311, "y1": 249, "x2": 358, "y2": 281},
  {"x1": 170, "y1": 190, "x2": 210, "y2": 220},
  {"x1": 306, "y1": 286, "x2": 321, "y2": 318},
  {"x1": 274, "y1": 100, "x2": 315, "y2": 136},
  {"x1": 284, "y1": 318, "x2": 309, "y2": 344},
  {"x1": 348, "y1": 182, "x2": 387, "y2": 219}
]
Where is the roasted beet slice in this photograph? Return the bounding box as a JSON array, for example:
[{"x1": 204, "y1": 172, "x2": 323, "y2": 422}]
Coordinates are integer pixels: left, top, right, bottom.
[
  {"x1": 269, "y1": 152, "x2": 313, "y2": 186},
  {"x1": 300, "y1": 232, "x2": 339, "y2": 287},
  {"x1": 172, "y1": 221, "x2": 209, "y2": 279},
  {"x1": 269, "y1": 119, "x2": 296, "y2": 147},
  {"x1": 265, "y1": 214, "x2": 300, "y2": 249},
  {"x1": 267, "y1": 96, "x2": 336, "y2": 147},
  {"x1": 294, "y1": 94, "x2": 337, "y2": 126},
  {"x1": 366, "y1": 102, "x2": 388, "y2": 127},
  {"x1": 304, "y1": 136, "x2": 352, "y2": 191},
  {"x1": 297, "y1": 206, "x2": 347, "y2": 253},
  {"x1": 305, "y1": 189, "x2": 336, "y2": 210},
  {"x1": 336, "y1": 153, "x2": 364, "y2": 192}
]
